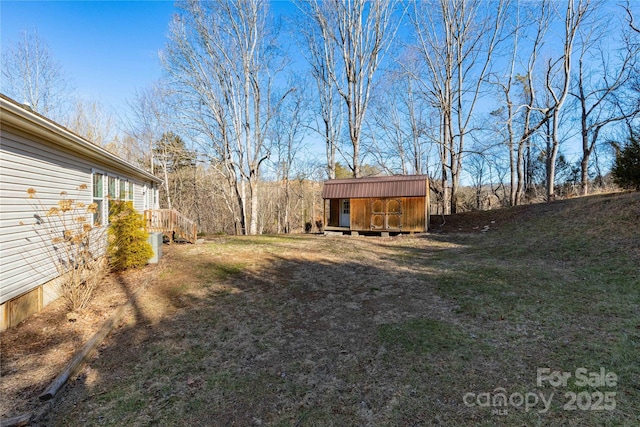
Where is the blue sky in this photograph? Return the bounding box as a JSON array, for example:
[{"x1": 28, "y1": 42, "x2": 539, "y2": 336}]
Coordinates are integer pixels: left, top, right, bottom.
[
  {"x1": 1, "y1": 1, "x2": 302, "y2": 122},
  {"x1": 2, "y1": 0, "x2": 636, "y2": 174},
  {"x1": 1, "y1": 1, "x2": 177, "y2": 111}
]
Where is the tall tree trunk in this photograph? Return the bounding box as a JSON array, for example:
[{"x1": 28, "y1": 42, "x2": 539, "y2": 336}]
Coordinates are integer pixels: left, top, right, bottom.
[
  {"x1": 546, "y1": 116, "x2": 559, "y2": 201},
  {"x1": 325, "y1": 118, "x2": 336, "y2": 179},
  {"x1": 249, "y1": 176, "x2": 258, "y2": 235},
  {"x1": 580, "y1": 155, "x2": 590, "y2": 196},
  {"x1": 302, "y1": 0, "x2": 398, "y2": 180},
  {"x1": 509, "y1": 135, "x2": 516, "y2": 206},
  {"x1": 516, "y1": 136, "x2": 526, "y2": 205},
  {"x1": 238, "y1": 179, "x2": 248, "y2": 235}
]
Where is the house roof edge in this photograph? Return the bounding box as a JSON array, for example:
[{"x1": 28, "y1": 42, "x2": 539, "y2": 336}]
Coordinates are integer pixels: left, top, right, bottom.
[{"x1": 1, "y1": 93, "x2": 162, "y2": 184}]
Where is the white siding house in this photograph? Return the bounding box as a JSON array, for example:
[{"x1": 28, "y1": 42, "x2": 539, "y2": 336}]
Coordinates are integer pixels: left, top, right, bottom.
[{"x1": 0, "y1": 94, "x2": 162, "y2": 330}]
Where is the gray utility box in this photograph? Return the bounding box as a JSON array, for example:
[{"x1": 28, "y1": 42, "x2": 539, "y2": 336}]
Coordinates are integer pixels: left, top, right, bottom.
[{"x1": 148, "y1": 232, "x2": 163, "y2": 264}]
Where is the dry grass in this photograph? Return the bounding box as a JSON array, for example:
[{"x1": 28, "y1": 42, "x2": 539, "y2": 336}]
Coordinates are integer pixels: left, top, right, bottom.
[
  {"x1": 0, "y1": 266, "x2": 157, "y2": 419},
  {"x1": 2, "y1": 192, "x2": 639, "y2": 426}
]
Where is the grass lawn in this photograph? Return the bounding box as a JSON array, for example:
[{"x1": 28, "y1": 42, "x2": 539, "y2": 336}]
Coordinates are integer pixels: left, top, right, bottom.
[{"x1": 43, "y1": 192, "x2": 639, "y2": 426}]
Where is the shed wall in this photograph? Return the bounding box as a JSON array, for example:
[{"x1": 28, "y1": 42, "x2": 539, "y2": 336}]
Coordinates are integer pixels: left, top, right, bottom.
[
  {"x1": 350, "y1": 197, "x2": 426, "y2": 232},
  {"x1": 350, "y1": 199, "x2": 369, "y2": 230}
]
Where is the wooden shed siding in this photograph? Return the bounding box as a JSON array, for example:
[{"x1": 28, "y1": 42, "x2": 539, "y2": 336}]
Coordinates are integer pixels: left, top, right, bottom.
[
  {"x1": 401, "y1": 197, "x2": 427, "y2": 231},
  {"x1": 0, "y1": 127, "x2": 155, "y2": 304},
  {"x1": 350, "y1": 199, "x2": 370, "y2": 230},
  {"x1": 347, "y1": 197, "x2": 426, "y2": 232}
]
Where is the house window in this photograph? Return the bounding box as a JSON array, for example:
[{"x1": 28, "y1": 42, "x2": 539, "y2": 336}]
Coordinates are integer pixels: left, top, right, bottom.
[
  {"x1": 119, "y1": 180, "x2": 126, "y2": 200},
  {"x1": 128, "y1": 182, "x2": 134, "y2": 201},
  {"x1": 108, "y1": 176, "x2": 117, "y2": 219},
  {"x1": 108, "y1": 176, "x2": 117, "y2": 199},
  {"x1": 92, "y1": 172, "x2": 105, "y2": 225}
]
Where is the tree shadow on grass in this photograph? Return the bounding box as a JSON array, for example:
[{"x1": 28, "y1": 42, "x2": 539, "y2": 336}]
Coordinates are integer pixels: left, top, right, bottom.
[
  {"x1": 37, "y1": 240, "x2": 459, "y2": 425},
  {"x1": 112, "y1": 271, "x2": 152, "y2": 327},
  {"x1": 37, "y1": 236, "x2": 639, "y2": 427}
]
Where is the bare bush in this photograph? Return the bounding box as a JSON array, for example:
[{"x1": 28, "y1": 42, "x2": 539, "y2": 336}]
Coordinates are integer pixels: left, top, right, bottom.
[{"x1": 25, "y1": 186, "x2": 107, "y2": 311}]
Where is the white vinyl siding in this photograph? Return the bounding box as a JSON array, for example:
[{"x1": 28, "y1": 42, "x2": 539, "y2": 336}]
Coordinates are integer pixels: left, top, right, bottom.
[
  {"x1": 0, "y1": 127, "x2": 158, "y2": 304},
  {"x1": 129, "y1": 178, "x2": 152, "y2": 211},
  {"x1": 1, "y1": 130, "x2": 91, "y2": 303},
  {"x1": 140, "y1": 184, "x2": 159, "y2": 211}
]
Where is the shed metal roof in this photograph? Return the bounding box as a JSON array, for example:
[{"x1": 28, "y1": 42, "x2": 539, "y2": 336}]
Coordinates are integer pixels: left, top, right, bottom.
[{"x1": 322, "y1": 175, "x2": 429, "y2": 199}]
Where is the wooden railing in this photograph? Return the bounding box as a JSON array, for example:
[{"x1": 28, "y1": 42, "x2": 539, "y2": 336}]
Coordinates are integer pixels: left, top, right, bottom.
[{"x1": 144, "y1": 209, "x2": 198, "y2": 243}]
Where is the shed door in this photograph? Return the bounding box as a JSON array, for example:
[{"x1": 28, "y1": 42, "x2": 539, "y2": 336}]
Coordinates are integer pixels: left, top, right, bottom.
[
  {"x1": 386, "y1": 199, "x2": 402, "y2": 230},
  {"x1": 369, "y1": 198, "x2": 402, "y2": 230},
  {"x1": 339, "y1": 199, "x2": 350, "y2": 227}
]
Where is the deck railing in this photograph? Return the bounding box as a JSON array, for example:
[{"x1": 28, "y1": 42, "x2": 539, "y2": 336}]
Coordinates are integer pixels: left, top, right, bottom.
[{"x1": 144, "y1": 209, "x2": 198, "y2": 243}]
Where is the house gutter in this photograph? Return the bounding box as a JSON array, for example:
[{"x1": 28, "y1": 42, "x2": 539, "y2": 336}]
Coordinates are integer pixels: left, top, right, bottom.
[{"x1": 1, "y1": 94, "x2": 161, "y2": 184}]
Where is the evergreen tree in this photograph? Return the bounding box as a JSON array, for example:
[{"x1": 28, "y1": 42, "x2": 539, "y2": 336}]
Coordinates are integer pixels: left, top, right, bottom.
[
  {"x1": 612, "y1": 133, "x2": 640, "y2": 191},
  {"x1": 154, "y1": 132, "x2": 195, "y2": 173},
  {"x1": 108, "y1": 201, "x2": 153, "y2": 271}
]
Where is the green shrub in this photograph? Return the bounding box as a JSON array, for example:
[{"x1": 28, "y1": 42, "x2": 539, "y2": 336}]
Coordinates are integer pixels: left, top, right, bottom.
[
  {"x1": 612, "y1": 133, "x2": 640, "y2": 191},
  {"x1": 108, "y1": 201, "x2": 153, "y2": 271}
]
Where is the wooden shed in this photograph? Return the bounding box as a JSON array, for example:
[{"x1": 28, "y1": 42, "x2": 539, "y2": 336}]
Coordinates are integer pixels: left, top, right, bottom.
[{"x1": 322, "y1": 175, "x2": 430, "y2": 235}]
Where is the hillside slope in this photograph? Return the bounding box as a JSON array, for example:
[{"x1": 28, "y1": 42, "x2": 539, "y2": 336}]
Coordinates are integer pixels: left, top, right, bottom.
[{"x1": 432, "y1": 191, "x2": 640, "y2": 239}]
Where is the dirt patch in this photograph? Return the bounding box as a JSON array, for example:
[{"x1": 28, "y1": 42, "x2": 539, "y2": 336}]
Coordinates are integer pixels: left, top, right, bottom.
[{"x1": 0, "y1": 256, "x2": 162, "y2": 420}]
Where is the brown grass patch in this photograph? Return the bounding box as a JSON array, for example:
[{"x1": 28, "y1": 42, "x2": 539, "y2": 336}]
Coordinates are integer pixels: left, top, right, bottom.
[{"x1": 2, "y1": 192, "x2": 638, "y2": 426}]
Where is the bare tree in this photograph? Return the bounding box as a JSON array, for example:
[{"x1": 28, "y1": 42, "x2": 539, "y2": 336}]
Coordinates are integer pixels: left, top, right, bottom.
[
  {"x1": 410, "y1": 0, "x2": 508, "y2": 213},
  {"x1": 508, "y1": 1, "x2": 556, "y2": 205},
  {"x1": 153, "y1": 131, "x2": 200, "y2": 215},
  {"x1": 295, "y1": 8, "x2": 343, "y2": 179},
  {"x1": 541, "y1": 0, "x2": 591, "y2": 201},
  {"x1": 128, "y1": 82, "x2": 177, "y2": 175},
  {"x1": 0, "y1": 29, "x2": 73, "y2": 119},
  {"x1": 490, "y1": 0, "x2": 593, "y2": 205},
  {"x1": 571, "y1": 7, "x2": 640, "y2": 195},
  {"x1": 269, "y1": 83, "x2": 311, "y2": 233},
  {"x1": 368, "y1": 64, "x2": 432, "y2": 175},
  {"x1": 299, "y1": 0, "x2": 400, "y2": 178},
  {"x1": 624, "y1": 0, "x2": 640, "y2": 34},
  {"x1": 488, "y1": 0, "x2": 528, "y2": 207},
  {"x1": 117, "y1": 134, "x2": 148, "y2": 168},
  {"x1": 66, "y1": 98, "x2": 117, "y2": 149},
  {"x1": 162, "y1": 0, "x2": 281, "y2": 235}
]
